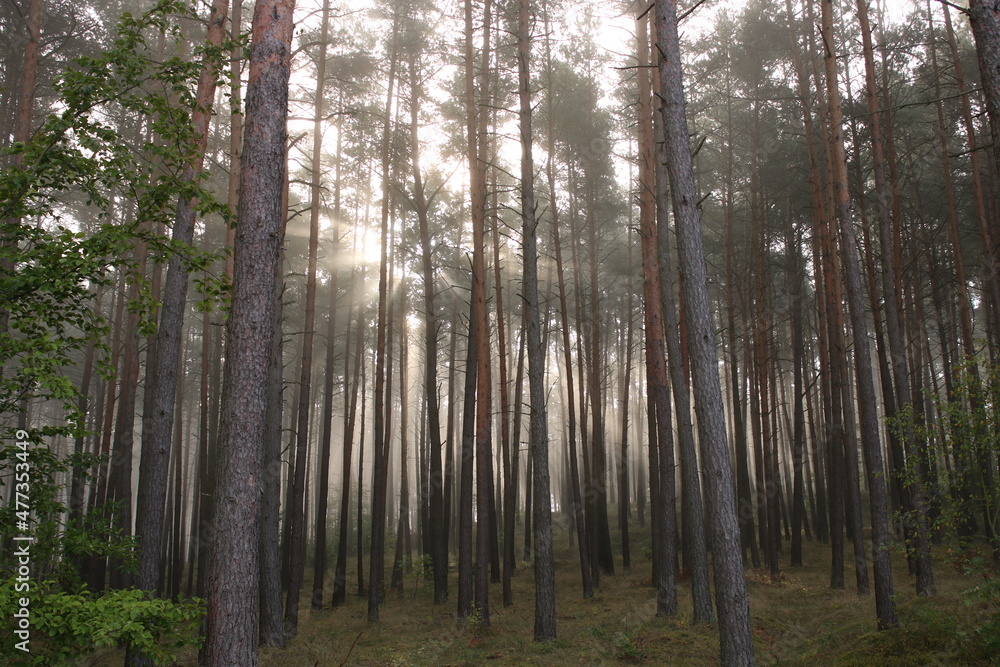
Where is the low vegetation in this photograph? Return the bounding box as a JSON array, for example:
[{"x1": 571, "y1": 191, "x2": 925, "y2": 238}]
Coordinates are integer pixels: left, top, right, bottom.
[{"x1": 78, "y1": 529, "x2": 999, "y2": 665}]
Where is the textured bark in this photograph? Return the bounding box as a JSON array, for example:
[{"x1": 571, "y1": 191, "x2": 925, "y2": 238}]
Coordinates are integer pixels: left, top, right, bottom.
[
  {"x1": 518, "y1": 0, "x2": 555, "y2": 640},
  {"x1": 134, "y1": 0, "x2": 231, "y2": 614},
  {"x1": 545, "y1": 12, "x2": 591, "y2": 592},
  {"x1": 367, "y1": 13, "x2": 399, "y2": 623},
  {"x1": 0, "y1": 0, "x2": 42, "y2": 343},
  {"x1": 820, "y1": 0, "x2": 897, "y2": 630},
  {"x1": 259, "y1": 220, "x2": 286, "y2": 649},
  {"x1": 203, "y1": 0, "x2": 295, "y2": 659},
  {"x1": 472, "y1": 9, "x2": 494, "y2": 629},
  {"x1": 860, "y1": 0, "x2": 934, "y2": 596},
  {"x1": 637, "y1": 9, "x2": 676, "y2": 618},
  {"x1": 654, "y1": 0, "x2": 754, "y2": 662},
  {"x1": 651, "y1": 51, "x2": 713, "y2": 618},
  {"x1": 969, "y1": 0, "x2": 1000, "y2": 212}
]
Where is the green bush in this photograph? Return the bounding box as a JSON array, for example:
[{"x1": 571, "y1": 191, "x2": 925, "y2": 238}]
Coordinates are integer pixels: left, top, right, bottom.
[
  {"x1": 960, "y1": 577, "x2": 1000, "y2": 662},
  {"x1": 0, "y1": 580, "x2": 203, "y2": 665}
]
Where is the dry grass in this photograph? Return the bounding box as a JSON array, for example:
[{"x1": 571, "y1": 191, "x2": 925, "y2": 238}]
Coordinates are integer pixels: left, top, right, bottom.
[
  {"x1": 258, "y1": 527, "x2": 998, "y2": 667},
  {"x1": 85, "y1": 526, "x2": 999, "y2": 666}
]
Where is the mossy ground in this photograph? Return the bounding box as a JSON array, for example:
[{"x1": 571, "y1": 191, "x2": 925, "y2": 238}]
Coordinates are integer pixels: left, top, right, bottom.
[{"x1": 87, "y1": 524, "x2": 999, "y2": 666}]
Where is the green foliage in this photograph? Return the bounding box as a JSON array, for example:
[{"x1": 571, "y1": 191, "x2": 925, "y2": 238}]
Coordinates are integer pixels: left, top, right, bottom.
[
  {"x1": 611, "y1": 631, "x2": 645, "y2": 662},
  {"x1": 929, "y1": 361, "x2": 1000, "y2": 545},
  {"x1": 0, "y1": 11, "x2": 234, "y2": 651},
  {"x1": 0, "y1": 580, "x2": 203, "y2": 665},
  {"x1": 0, "y1": 0, "x2": 232, "y2": 439},
  {"x1": 0, "y1": 441, "x2": 135, "y2": 587},
  {"x1": 961, "y1": 577, "x2": 1000, "y2": 661},
  {"x1": 467, "y1": 603, "x2": 484, "y2": 629},
  {"x1": 0, "y1": 438, "x2": 201, "y2": 665}
]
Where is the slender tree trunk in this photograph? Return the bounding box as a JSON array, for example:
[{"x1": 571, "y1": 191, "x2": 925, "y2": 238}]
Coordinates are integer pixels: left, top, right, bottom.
[
  {"x1": 654, "y1": 1, "x2": 754, "y2": 661},
  {"x1": 619, "y1": 234, "x2": 634, "y2": 571},
  {"x1": 259, "y1": 212, "x2": 286, "y2": 649},
  {"x1": 367, "y1": 12, "x2": 400, "y2": 623},
  {"x1": 651, "y1": 39, "x2": 713, "y2": 617},
  {"x1": 860, "y1": 0, "x2": 935, "y2": 596},
  {"x1": 403, "y1": 60, "x2": 448, "y2": 605},
  {"x1": 969, "y1": 0, "x2": 1000, "y2": 221},
  {"x1": 357, "y1": 354, "x2": 367, "y2": 597},
  {"x1": 134, "y1": 0, "x2": 231, "y2": 618},
  {"x1": 517, "y1": 0, "x2": 555, "y2": 639},
  {"x1": 820, "y1": 0, "x2": 898, "y2": 630},
  {"x1": 540, "y1": 6, "x2": 591, "y2": 597},
  {"x1": 309, "y1": 2, "x2": 338, "y2": 613},
  {"x1": 391, "y1": 289, "x2": 412, "y2": 594},
  {"x1": 333, "y1": 284, "x2": 363, "y2": 606},
  {"x1": 637, "y1": 8, "x2": 677, "y2": 618},
  {"x1": 0, "y1": 0, "x2": 42, "y2": 347}
]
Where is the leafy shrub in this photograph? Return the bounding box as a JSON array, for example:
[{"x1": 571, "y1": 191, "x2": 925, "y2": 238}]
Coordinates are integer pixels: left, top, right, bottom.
[
  {"x1": 960, "y1": 577, "x2": 1000, "y2": 662},
  {"x1": 0, "y1": 580, "x2": 203, "y2": 665}
]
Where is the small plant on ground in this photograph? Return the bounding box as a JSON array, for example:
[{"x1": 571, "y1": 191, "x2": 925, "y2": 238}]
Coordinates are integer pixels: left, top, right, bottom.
[{"x1": 612, "y1": 631, "x2": 645, "y2": 662}]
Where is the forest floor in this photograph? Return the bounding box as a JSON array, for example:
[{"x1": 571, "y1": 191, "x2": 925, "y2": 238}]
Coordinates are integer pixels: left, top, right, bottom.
[{"x1": 89, "y1": 524, "x2": 999, "y2": 666}]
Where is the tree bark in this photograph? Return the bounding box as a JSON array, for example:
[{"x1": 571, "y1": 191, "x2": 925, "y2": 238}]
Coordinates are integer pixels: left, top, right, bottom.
[
  {"x1": 517, "y1": 0, "x2": 556, "y2": 640},
  {"x1": 654, "y1": 1, "x2": 754, "y2": 662},
  {"x1": 367, "y1": 11, "x2": 400, "y2": 623},
  {"x1": 134, "y1": 0, "x2": 231, "y2": 615},
  {"x1": 203, "y1": 0, "x2": 295, "y2": 658},
  {"x1": 820, "y1": 0, "x2": 898, "y2": 630}
]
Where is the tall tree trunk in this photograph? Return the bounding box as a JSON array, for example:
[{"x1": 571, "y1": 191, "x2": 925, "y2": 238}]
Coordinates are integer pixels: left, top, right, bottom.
[
  {"x1": 619, "y1": 233, "x2": 635, "y2": 571},
  {"x1": 367, "y1": 12, "x2": 400, "y2": 623},
  {"x1": 333, "y1": 284, "x2": 363, "y2": 606},
  {"x1": 391, "y1": 288, "x2": 412, "y2": 594},
  {"x1": 539, "y1": 8, "x2": 591, "y2": 596},
  {"x1": 134, "y1": 0, "x2": 231, "y2": 616},
  {"x1": 654, "y1": 1, "x2": 754, "y2": 661},
  {"x1": 203, "y1": 0, "x2": 295, "y2": 658},
  {"x1": 637, "y1": 8, "x2": 677, "y2": 618},
  {"x1": 820, "y1": 0, "x2": 898, "y2": 630},
  {"x1": 408, "y1": 57, "x2": 449, "y2": 606},
  {"x1": 518, "y1": 0, "x2": 555, "y2": 639},
  {"x1": 286, "y1": 0, "x2": 332, "y2": 629},
  {"x1": 309, "y1": 2, "x2": 338, "y2": 613},
  {"x1": 460, "y1": 0, "x2": 495, "y2": 628},
  {"x1": 586, "y1": 173, "x2": 614, "y2": 577},
  {"x1": 0, "y1": 0, "x2": 42, "y2": 348},
  {"x1": 969, "y1": 0, "x2": 1000, "y2": 228},
  {"x1": 650, "y1": 34, "x2": 713, "y2": 616},
  {"x1": 259, "y1": 211, "x2": 286, "y2": 649},
  {"x1": 860, "y1": 0, "x2": 934, "y2": 596},
  {"x1": 943, "y1": 3, "x2": 1000, "y2": 347}
]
